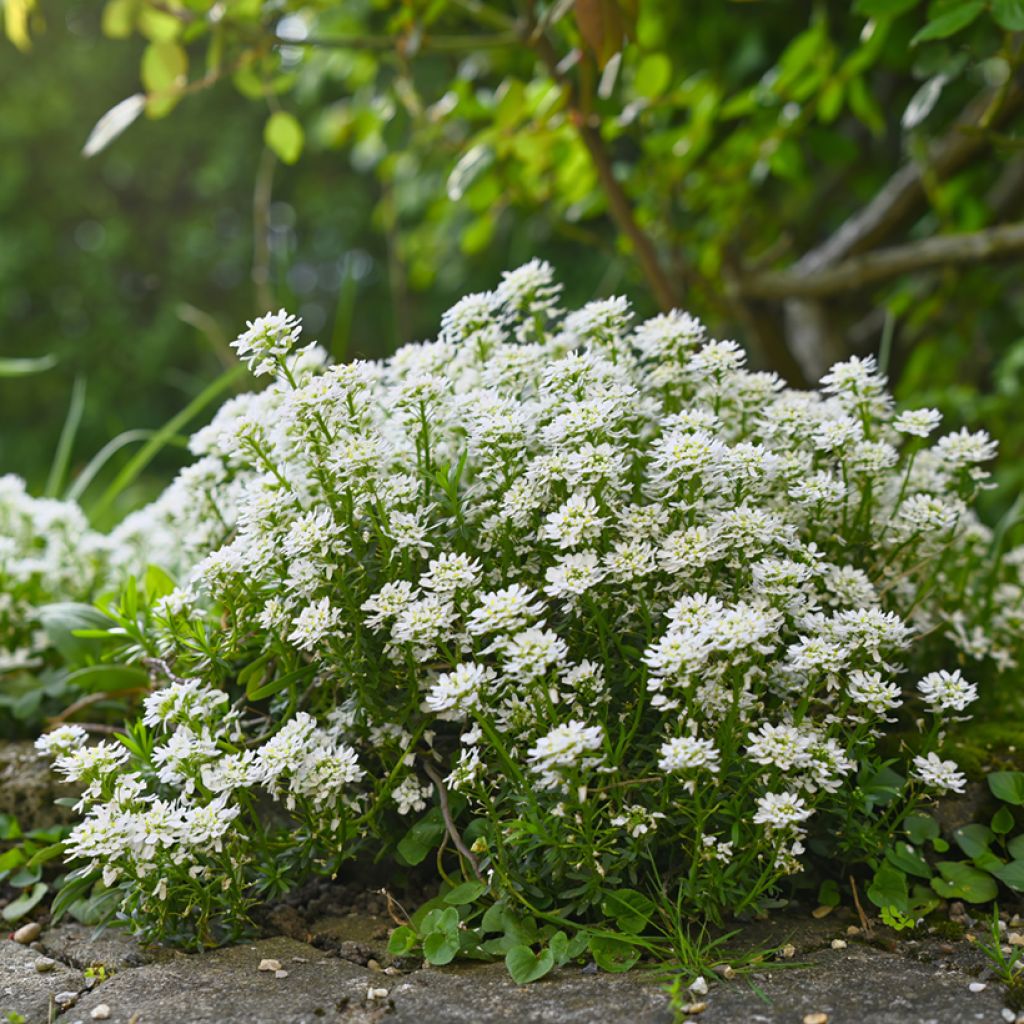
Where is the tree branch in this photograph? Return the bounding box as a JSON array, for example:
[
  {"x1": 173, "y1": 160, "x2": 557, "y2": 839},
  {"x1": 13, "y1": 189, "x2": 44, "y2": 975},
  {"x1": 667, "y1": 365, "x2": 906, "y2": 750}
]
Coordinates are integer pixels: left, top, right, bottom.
[
  {"x1": 525, "y1": 18, "x2": 681, "y2": 310},
  {"x1": 738, "y1": 221, "x2": 1024, "y2": 300},
  {"x1": 794, "y1": 82, "x2": 1023, "y2": 275}
]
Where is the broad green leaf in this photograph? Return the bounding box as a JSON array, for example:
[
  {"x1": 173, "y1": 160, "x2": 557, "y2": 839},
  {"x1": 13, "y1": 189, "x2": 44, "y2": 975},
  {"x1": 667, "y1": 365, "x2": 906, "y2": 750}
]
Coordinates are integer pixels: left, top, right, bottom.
[
  {"x1": 101, "y1": 0, "x2": 136, "y2": 39},
  {"x1": 1008, "y1": 834, "x2": 1024, "y2": 860},
  {"x1": 142, "y1": 41, "x2": 188, "y2": 94},
  {"x1": 264, "y1": 111, "x2": 304, "y2": 164},
  {"x1": 64, "y1": 663, "x2": 149, "y2": 693},
  {"x1": 143, "y1": 564, "x2": 176, "y2": 602},
  {"x1": 904, "y1": 813, "x2": 940, "y2": 845},
  {"x1": 423, "y1": 930, "x2": 460, "y2": 965},
  {"x1": 1, "y1": 882, "x2": 47, "y2": 922},
  {"x1": 992, "y1": 805, "x2": 1015, "y2": 836},
  {"x1": 37, "y1": 603, "x2": 112, "y2": 662},
  {"x1": 886, "y1": 841, "x2": 932, "y2": 880},
  {"x1": 993, "y1": 0, "x2": 1024, "y2": 30},
  {"x1": 867, "y1": 861, "x2": 909, "y2": 911},
  {"x1": 911, "y1": 2, "x2": 984, "y2": 44},
  {"x1": 953, "y1": 824, "x2": 994, "y2": 859},
  {"x1": 930, "y1": 861, "x2": 998, "y2": 903},
  {"x1": 853, "y1": 0, "x2": 918, "y2": 14},
  {"x1": 397, "y1": 810, "x2": 446, "y2": 867},
  {"x1": 444, "y1": 881, "x2": 487, "y2": 905},
  {"x1": 600, "y1": 888, "x2": 655, "y2": 934},
  {"x1": 589, "y1": 934, "x2": 641, "y2": 973},
  {"x1": 633, "y1": 53, "x2": 671, "y2": 99},
  {"x1": 817, "y1": 878, "x2": 841, "y2": 907},
  {"x1": 506, "y1": 944, "x2": 554, "y2": 985},
  {"x1": 387, "y1": 925, "x2": 419, "y2": 955},
  {"x1": 990, "y1": 772, "x2": 1024, "y2": 806},
  {"x1": 992, "y1": 859, "x2": 1024, "y2": 891}
]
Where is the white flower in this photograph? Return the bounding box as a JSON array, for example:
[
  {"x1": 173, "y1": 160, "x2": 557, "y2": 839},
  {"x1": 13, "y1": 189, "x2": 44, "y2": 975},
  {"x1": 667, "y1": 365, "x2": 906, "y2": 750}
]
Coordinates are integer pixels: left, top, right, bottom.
[
  {"x1": 393, "y1": 775, "x2": 432, "y2": 816},
  {"x1": 658, "y1": 736, "x2": 720, "y2": 775},
  {"x1": 911, "y1": 753, "x2": 966, "y2": 794},
  {"x1": 543, "y1": 494, "x2": 606, "y2": 549},
  {"x1": 289, "y1": 596, "x2": 343, "y2": 651},
  {"x1": 467, "y1": 585, "x2": 545, "y2": 635},
  {"x1": 753, "y1": 792, "x2": 813, "y2": 831},
  {"x1": 894, "y1": 408, "x2": 942, "y2": 438},
  {"x1": 527, "y1": 720, "x2": 604, "y2": 788},
  {"x1": 231, "y1": 310, "x2": 302, "y2": 376},
  {"x1": 35, "y1": 724, "x2": 88, "y2": 758},
  {"x1": 917, "y1": 669, "x2": 978, "y2": 713},
  {"x1": 424, "y1": 663, "x2": 496, "y2": 718},
  {"x1": 848, "y1": 670, "x2": 903, "y2": 714},
  {"x1": 544, "y1": 550, "x2": 604, "y2": 599}
]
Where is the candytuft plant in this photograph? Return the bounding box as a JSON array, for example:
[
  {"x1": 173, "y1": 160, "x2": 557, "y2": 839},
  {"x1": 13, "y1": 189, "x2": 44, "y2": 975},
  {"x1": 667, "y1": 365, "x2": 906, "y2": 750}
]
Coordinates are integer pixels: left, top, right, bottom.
[{"x1": 38, "y1": 263, "x2": 1024, "y2": 961}]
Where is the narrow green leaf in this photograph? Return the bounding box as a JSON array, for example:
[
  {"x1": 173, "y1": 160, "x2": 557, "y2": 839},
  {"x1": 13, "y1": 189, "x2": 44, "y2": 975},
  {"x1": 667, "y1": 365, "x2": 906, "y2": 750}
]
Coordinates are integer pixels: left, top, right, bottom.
[
  {"x1": 0, "y1": 354, "x2": 58, "y2": 377},
  {"x1": 911, "y1": 2, "x2": 984, "y2": 44},
  {"x1": 1, "y1": 881, "x2": 48, "y2": 922},
  {"x1": 46, "y1": 375, "x2": 87, "y2": 497}
]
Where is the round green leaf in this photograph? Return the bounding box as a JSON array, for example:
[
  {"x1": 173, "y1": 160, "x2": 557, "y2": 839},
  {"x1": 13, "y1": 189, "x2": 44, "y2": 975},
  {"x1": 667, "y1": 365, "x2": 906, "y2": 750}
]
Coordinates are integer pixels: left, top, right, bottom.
[
  {"x1": 930, "y1": 861, "x2": 998, "y2": 904},
  {"x1": 993, "y1": 0, "x2": 1024, "y2": 31},
  {"x1": 633, "y1": 53, "x2": 672, "y2": 99},
  {"x1": 989, "y1": 772, "x2": 1024, "y2": 806},
  {"x1": 264, "y1": 111, "x2": 304, "y2": 165},
  {"x1": 588, "y1": 934, "x2": 641, "y2": 973},
  {"x1": 506, "y1": 944, "x2": 555, "y2": 985}
]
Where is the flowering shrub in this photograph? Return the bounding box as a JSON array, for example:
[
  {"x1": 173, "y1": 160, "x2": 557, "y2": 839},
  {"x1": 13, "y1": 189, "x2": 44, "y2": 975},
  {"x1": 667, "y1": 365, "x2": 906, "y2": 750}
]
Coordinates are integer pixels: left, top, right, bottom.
[{"x1": 42, "y1": 263, "x2": 1024, "y2": 947}]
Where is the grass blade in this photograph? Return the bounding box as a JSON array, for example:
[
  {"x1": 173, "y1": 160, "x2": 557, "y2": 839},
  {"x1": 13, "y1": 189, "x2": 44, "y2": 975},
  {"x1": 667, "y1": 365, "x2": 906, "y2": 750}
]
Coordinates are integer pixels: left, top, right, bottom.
[
  {"x1": 45, "y1": 375, "x2": 86, "y2": 498},
  {"x1": 0, "y1": 354, "x2": 58, "y2": 377},
  {"x1": 88, "y1": 365, "x2": 247, "y2": 523},
  {"x1": 65, "y1": 428, "x2": 189, "y2": 504}
]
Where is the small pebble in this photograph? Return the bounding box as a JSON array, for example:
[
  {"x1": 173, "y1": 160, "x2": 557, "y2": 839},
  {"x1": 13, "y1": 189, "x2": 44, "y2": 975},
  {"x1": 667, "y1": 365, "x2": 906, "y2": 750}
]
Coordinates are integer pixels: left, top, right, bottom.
[
  {"x1": 383, "y1": 966, "x2": 401, "y2": 976},
  {"x1": 1010, "y1": 933, "x2": 1024, "y2": 947},
  {"x1": 91, "y1": 1005, "x2": 111, "y2": 1021},
  {"x1": 803, "y1": 1014, "x2": 828, "y2": 1024},
  {"x1": 34, "y1": 957, "x2": 56, "y2": 973},
  {"x1": 1002, "y1": 1009, "x2": 1016, "y2": 1023},
  {"x1": 845, "y1": 925, "x2": 861, "y2": 936},
  {"x1": 275, "y1": 969, "x2": 289, "y2": 979},
  {"x1": 12, "y1": 922, "x2": 41, "y2": 944},
  {"x1": 367, "y1": 958, "x2": 381, "y2": 971},
  {"x1": 688, "y1": 976, "x2": 709, "y2": 996},
  {"x1": 367, "y1": 986, "x2": 389, "y2": 1000},
  {"x1": 830, "y1": 939, "x2": 847, "y2": 950},
  {"x1": 969, "y1": 982, "x2": 988, "y2": 993},
  {"x1": 680, "y1": 1002, "x2": 707, "y2": 1015},
  {"x1": 54, "y1": 991, "x2": 78, "y2": 1009},
  {"x1": 780, "y1": 943, "x2": 796, "y2": 959},
  {"x1": 258, "y1": 958, "x2": 282, "y2": 972},
  {"x1": 712, "y1": 964, "x2": 735, "y2": 980},
  {"x1": 811, "y1": 905, "x2": 833, "y2": 919}
]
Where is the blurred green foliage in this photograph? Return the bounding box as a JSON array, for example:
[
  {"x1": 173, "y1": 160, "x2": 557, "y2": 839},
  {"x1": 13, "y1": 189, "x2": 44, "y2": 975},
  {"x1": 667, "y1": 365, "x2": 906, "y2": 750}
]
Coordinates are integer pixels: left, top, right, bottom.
[{"x1": 3, "y1": 0, "x2": 1024, "y2": 522}]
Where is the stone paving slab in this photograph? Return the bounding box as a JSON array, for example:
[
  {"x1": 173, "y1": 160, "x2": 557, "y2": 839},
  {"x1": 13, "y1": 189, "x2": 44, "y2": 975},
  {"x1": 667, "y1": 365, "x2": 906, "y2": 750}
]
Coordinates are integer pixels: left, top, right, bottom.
[{"x1": 0, "y1": 939, "x2": 84, "y2": 1024}]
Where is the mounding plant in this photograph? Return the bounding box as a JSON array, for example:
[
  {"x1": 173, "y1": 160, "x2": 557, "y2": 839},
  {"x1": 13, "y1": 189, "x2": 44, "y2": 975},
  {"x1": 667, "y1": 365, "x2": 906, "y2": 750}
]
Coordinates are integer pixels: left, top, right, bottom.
[{"x1": 36, "y1": 262, "x2": 1024, "y2": 964}]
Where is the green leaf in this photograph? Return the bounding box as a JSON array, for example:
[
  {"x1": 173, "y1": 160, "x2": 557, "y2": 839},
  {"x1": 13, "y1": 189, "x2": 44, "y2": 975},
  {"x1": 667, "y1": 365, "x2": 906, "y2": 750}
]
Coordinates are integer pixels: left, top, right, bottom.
[
  {"x1": 505, "y1": 944, "x2": 554, "y2": 985},
  {"x1": 930, "y1": 861, "x2": 999, "y2": 903},
  {"x1": 886, "y1": 841, "x2": 933, "y2": 880},
  {"x1": 993, "y1": 0, "x2": 1024, "y2": 30},
  {"x1": 423, "y1": 930, "x2": 460, "y2": 966},
  {"x1": 953, "y1": 824, "x2": 995, "y2": 859},
  {"x1": 37, "y1": 603, "x2": 112, "y2": 663},
  {"x1": 64, "y1": 664, "x2": 149, "y2": 693},
  {"x1": 142, "y1": 40, "x2": 187, "y2": 97},
  {"x1": 444, "y1": 881, "x2": 487, "y2": 906},
  {"x1": 633, "y1": 53, "x2": 671, "y2": 99},
  {"x1": 904, "y1": 813, "x2": 940, "y2": 845},
  {"x1": 46, "y1": 375, "x2": 86, "y2": 498},
  {"x1": 25, "y1": 842, "x2": 65, "y2": 869},
  {"x1": 143, "y1": 564, "x2": 176, "y2": 602},
  {"x1": 0, "y1": 354, "x2": 58, "y2": 377},
  {"x1": 990, "y1": 772, "x2": 1024, "y2": 806},
  {"x1": 1008, "y1": 834, "x2": 1024, "y2": 860},
  {"x1": 1, "y1": 881, "x2": 48, "y2": 922},
  {"x1": 387, "y1": 925, "x2": 419, "y2": 955},
  {"x1": 246, "y1": 664, "x2": 313, "y2": 702},
  {"x1": 264, "y1": 111, "x2": 304, "y2": 165},
  {"x1": 817, "y1": 878, "x2": 841, "y2": 907},
  {"x1": 600, "y1": 888, "x2": 655, "y2": 935},
  {"x1": 397, "y1": 810, "x2": 446, "y2": 866},
  {"x1": 867, "y1": 861, "x2": 909, "y2": 912},
  {"x1": 911, "y1": 1, "x2": 984, "y2": 44},
  {"x1": 589, "y1": 934, "x2": 641, "y2": 973},
  {"x1": 992, "y1": 806, "x2": 1015, "y2": 836},
  {"x1": 853, "y1": 0, "x2": 918, "y2": 15},
  {"x1": 992, "y1": 859, "x2": 1024, "y2": 892},
  {"x1": 49, "y1": 870, "x2": 99, "y2": 924}
]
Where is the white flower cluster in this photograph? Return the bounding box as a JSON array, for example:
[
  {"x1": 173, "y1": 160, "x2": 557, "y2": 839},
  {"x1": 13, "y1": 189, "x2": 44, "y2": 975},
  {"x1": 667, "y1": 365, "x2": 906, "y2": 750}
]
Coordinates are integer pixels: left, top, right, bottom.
[{"x1": 37, "y1": 262, "x2": 1022, "y2": 932}]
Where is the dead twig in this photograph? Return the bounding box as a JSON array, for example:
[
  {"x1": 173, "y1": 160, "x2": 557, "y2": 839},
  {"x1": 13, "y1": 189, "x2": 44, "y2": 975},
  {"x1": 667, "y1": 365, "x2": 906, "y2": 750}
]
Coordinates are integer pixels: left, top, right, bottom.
[{"x1": 421, "y1": 759, "x2": 484, "y2": 882}]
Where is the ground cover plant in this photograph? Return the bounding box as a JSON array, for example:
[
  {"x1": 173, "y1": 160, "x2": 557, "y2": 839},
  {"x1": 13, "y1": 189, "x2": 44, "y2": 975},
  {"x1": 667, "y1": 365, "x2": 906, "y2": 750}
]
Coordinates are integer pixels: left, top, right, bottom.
[{"x1": 21, "y1": 262, "x2": 1023, "y2": 976}]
